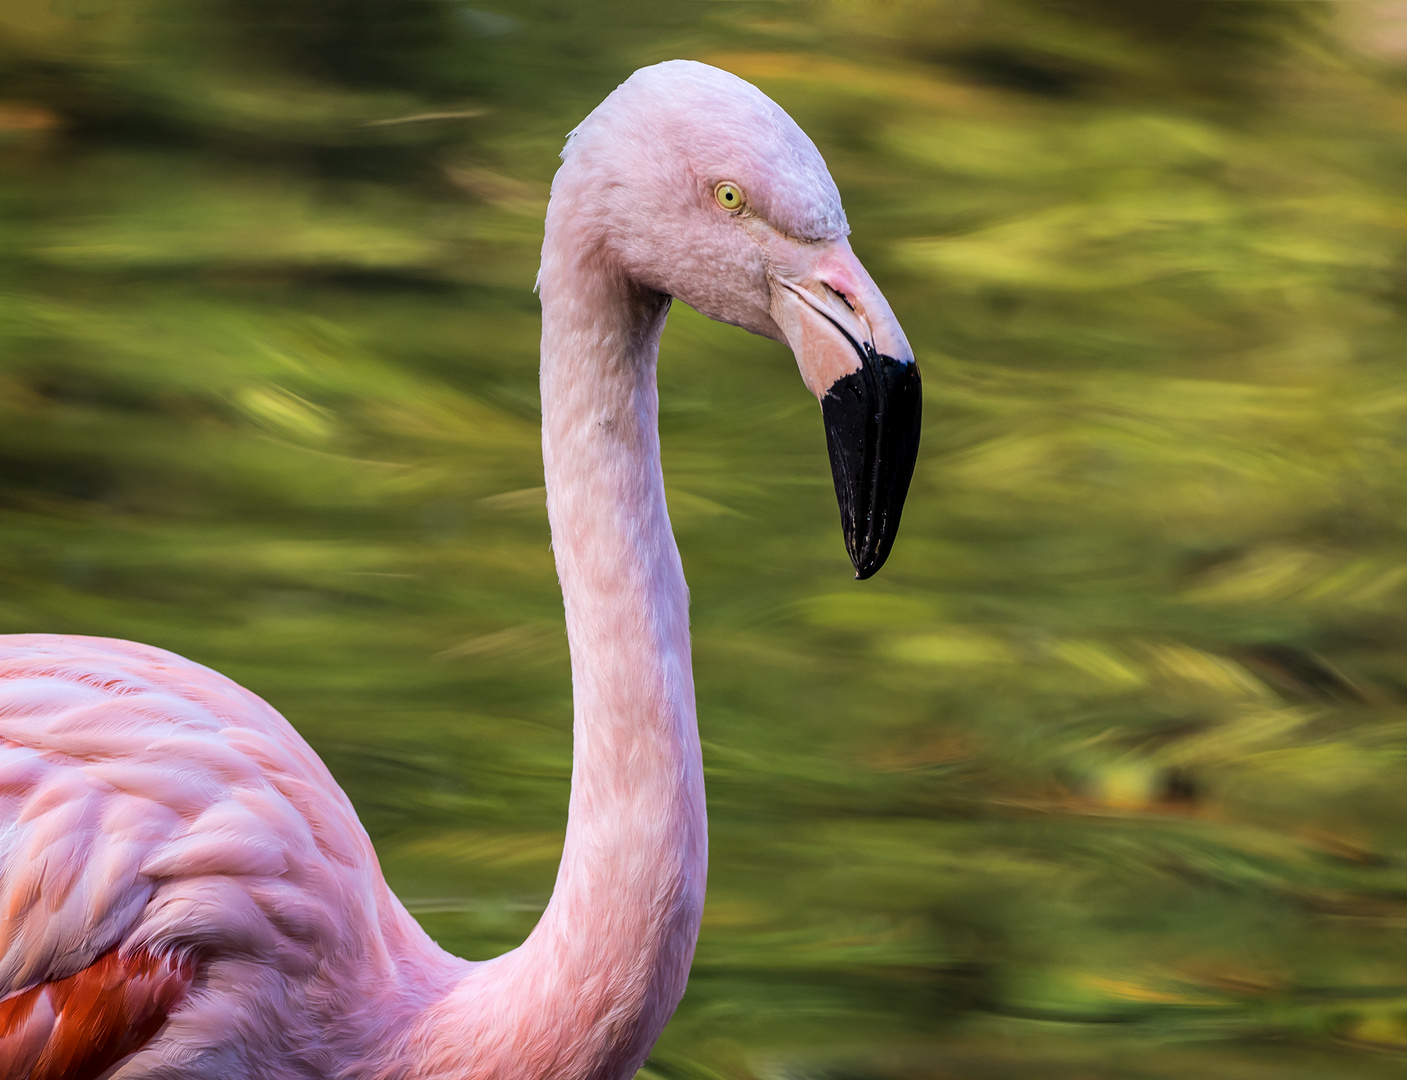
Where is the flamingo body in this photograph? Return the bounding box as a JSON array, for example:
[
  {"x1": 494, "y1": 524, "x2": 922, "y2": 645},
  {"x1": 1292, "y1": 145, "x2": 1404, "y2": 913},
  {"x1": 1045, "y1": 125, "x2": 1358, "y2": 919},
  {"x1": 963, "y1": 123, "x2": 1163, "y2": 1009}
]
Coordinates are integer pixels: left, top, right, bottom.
[
  {"x1": 0, "y1": 635, "x2": 455, "y2": 1079},
  {"x1": 0, "y1": 60, "x2": 919, "y2": 1079}
]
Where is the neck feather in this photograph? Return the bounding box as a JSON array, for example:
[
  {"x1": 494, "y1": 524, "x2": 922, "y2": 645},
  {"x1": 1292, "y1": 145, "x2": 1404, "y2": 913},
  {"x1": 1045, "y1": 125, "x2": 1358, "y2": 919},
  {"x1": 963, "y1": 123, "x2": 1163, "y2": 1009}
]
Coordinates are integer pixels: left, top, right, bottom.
[{"x1": 405, "y1": 201, "x2": 707, "y2": 1080}]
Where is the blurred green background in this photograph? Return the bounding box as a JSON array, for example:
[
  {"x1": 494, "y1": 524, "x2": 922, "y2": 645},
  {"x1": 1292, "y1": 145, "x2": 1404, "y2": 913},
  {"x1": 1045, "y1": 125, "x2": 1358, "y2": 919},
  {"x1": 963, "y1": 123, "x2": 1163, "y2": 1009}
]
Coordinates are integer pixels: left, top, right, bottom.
[{"x1": 6, "y1": 0, "x2": 1407, "y2": 1075}]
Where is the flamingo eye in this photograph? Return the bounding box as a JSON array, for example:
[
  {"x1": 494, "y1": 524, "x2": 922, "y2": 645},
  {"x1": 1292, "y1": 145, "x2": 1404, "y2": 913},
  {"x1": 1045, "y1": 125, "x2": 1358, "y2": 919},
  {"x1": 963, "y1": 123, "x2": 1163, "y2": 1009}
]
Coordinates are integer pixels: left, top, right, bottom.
[{"x1": 714, "y1": 182, "x2": 744, "y2": 211}]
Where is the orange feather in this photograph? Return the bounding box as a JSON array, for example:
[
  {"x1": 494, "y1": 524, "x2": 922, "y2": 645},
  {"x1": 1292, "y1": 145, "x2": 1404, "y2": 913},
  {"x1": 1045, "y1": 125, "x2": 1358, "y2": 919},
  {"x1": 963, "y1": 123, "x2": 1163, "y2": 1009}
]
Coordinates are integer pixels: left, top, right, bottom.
[{"x1": 0, "y1": 949, "x2": 191, "y2": 1080}]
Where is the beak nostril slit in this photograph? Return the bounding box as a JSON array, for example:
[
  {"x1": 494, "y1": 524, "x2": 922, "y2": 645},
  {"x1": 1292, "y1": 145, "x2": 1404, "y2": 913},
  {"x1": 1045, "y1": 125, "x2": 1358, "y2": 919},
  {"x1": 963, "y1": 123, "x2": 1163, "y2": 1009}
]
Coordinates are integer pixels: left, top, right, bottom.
[{"x1": 823, "y1": 283, "x2": 856, "y2": 312}]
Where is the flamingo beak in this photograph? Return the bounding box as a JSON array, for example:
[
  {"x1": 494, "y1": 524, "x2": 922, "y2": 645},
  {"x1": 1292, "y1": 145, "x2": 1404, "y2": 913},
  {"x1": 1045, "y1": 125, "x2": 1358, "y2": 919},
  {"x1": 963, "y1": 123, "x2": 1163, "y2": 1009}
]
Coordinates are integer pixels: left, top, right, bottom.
[{"x1": 768, "y1": 239, "x2": 922, "y2": 579}]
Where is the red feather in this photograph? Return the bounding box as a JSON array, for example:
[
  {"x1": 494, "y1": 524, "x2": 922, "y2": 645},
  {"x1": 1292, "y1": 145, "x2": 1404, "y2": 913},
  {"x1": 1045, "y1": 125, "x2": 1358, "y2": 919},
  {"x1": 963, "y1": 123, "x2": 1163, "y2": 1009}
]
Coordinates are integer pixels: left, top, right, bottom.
[{"x1": 0, "y1": 949, "x2": 191, "y2": 1080}]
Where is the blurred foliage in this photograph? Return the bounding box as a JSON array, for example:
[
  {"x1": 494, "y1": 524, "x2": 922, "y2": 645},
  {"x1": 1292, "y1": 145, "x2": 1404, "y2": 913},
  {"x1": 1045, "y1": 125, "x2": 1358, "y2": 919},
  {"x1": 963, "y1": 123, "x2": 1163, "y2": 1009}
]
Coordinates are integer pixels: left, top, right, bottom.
[{"x1": 6, "y1": 0, "x2": 1407, "y2": 1077}]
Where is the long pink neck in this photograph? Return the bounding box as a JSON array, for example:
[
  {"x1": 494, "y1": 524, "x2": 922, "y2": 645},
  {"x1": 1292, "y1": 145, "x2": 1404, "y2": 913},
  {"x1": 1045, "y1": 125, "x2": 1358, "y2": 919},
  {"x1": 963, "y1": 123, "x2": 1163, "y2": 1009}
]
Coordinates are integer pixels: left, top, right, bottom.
[{"x1": 405, "y1": 194, "x2": 707, "y2": 1080}]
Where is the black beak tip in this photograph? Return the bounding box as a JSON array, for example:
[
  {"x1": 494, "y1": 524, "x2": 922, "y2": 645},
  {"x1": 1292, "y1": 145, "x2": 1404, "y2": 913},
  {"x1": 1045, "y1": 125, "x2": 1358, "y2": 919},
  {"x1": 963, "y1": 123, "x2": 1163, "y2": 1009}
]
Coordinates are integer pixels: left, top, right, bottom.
[
  {"x1": 848, "y1": 535, "x2": 894, "y2": 580},
  {"x1": 821, "y1": 349, "x2": 922, "y2": 582}
]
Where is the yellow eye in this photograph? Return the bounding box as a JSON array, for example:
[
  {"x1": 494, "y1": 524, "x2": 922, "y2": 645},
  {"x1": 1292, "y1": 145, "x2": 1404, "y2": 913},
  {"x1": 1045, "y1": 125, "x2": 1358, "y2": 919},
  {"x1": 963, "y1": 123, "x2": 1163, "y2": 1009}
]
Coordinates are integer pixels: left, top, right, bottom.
[{"x1": 714, "y1": 182, "x2": 744, "y2": 211}]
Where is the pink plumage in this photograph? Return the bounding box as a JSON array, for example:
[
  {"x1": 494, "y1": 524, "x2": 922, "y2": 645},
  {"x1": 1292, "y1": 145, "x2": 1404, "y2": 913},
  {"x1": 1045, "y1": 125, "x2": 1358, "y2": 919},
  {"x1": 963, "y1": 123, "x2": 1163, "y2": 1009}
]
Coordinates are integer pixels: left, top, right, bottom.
[
  {"x1": 0, "y1": 635, "x2": 453, "y2": 1079},
  {"x1": 0, "y1": 60, "x2": 917, "y2": 1079}
]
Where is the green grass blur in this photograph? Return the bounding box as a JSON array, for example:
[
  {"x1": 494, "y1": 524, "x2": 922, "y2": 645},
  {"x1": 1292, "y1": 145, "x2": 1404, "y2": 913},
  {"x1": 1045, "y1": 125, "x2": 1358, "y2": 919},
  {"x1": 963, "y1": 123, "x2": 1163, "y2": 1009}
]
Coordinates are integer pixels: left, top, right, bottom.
[{"x1": 5, "y1": 0, "x2": 1407, "y2": 1075}]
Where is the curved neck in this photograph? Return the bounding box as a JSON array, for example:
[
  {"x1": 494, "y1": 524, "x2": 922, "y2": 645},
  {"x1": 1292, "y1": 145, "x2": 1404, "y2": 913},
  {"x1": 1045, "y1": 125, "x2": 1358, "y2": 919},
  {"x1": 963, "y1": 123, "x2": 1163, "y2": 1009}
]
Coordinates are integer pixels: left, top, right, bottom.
[{"x1": 407, "y1": 202, "x2": 707, "y2": 1080}]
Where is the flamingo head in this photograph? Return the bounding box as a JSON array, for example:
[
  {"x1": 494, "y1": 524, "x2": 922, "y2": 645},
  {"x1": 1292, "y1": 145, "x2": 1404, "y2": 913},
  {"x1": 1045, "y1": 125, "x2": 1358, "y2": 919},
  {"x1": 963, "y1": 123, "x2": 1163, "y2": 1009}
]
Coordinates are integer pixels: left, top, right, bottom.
[{"x1": 551, "y1": 59, "x2": 921, "y2": 579}]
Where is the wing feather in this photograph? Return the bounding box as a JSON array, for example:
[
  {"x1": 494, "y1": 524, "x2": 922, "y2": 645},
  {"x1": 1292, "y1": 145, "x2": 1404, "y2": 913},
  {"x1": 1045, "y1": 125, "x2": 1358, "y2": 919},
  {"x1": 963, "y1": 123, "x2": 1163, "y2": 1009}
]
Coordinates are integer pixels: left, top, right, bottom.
[
  {"x1": 0, "y1": 633, "x2": 441, "y2": 1076},
  {"x1": 0, "y1": 948, "x2": 191, "y2": 1080}
]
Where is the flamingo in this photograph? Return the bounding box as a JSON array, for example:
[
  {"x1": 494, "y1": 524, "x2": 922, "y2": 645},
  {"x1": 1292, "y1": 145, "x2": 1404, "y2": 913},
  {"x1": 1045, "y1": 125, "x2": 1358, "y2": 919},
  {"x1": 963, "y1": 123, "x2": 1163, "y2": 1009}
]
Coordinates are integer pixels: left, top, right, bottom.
[{"x1": 0, "y1": 60, "x2": 920, "y2": 1080}]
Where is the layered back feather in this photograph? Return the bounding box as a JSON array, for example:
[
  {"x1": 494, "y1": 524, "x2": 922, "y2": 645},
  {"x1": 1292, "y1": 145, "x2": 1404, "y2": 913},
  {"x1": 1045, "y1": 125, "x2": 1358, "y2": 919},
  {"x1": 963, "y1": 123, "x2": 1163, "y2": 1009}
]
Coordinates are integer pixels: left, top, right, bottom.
[{"x1": 0, "y1": 635, "x2": 455, "y2": 1079}]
